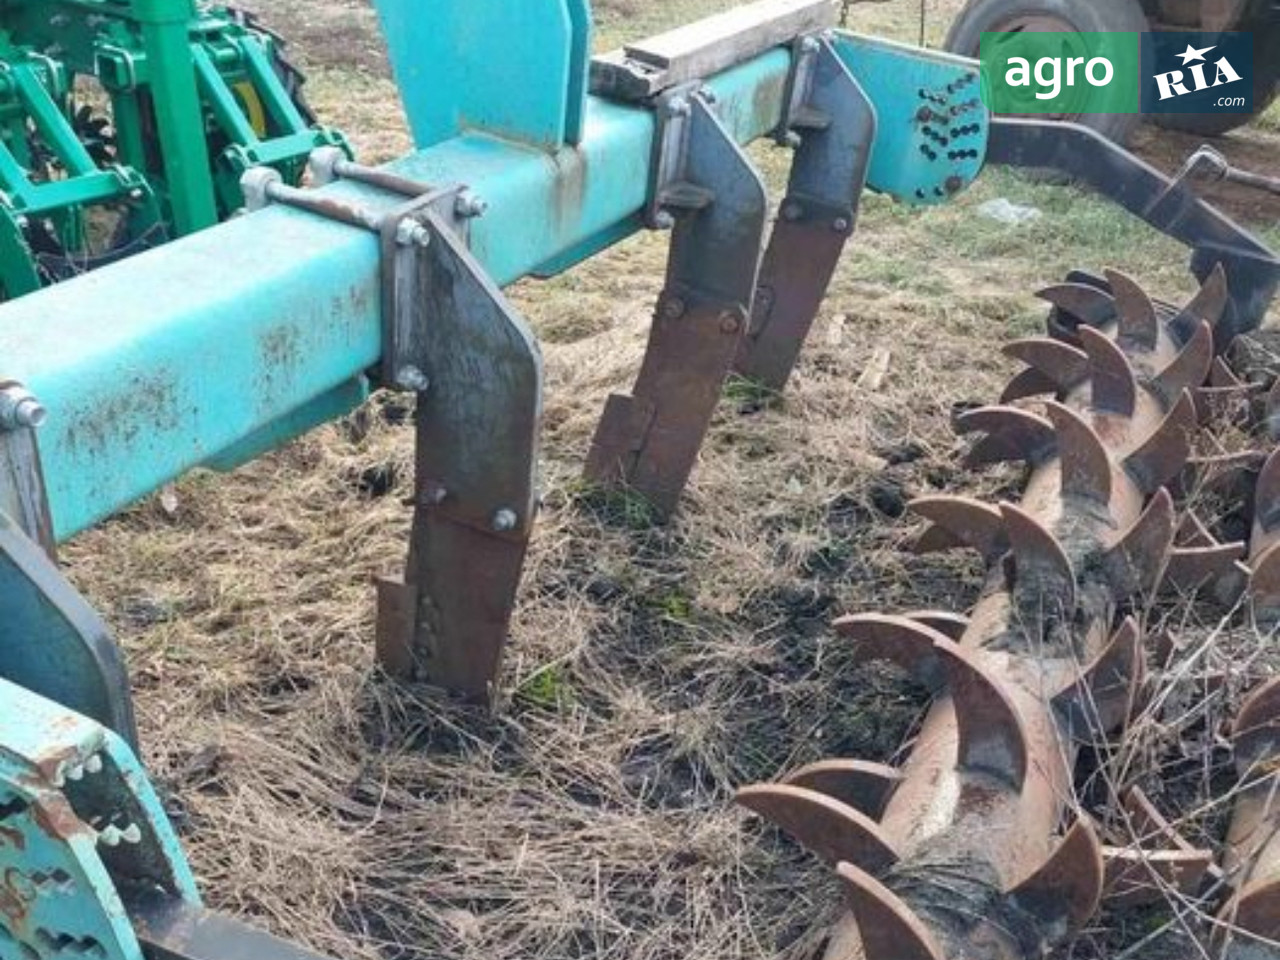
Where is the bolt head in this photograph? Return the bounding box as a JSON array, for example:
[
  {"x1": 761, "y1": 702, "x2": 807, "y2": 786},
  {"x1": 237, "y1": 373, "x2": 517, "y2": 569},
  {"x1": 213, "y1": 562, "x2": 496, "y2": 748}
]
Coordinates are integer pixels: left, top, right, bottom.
[
  {"x1": 782, "y1": 202, "x2": 804, "y2": 222},
  {"x1": 784, "y1": 131, "x2": 803, "y2": 149},
  {"x1": 0, "y1": 386, "x2": 46, "y2": 431},
  {"x1": 395, "y1": 365, "x2": 430, "y2": 392},
  {"x1": 800, "y1": 36, "x2": 821, "y2": 54},
  {"x1": 666, "y1": 96, "x2": 692, "y2": 118},
  {"x1": 395, "y1": 219, "x2": 431, "y2": 248},
  {"x1": 492, "y1": 508, "x2": 519, "y2": 532},
  {"x1": 653, "y1": 210, "x2": 676, "y2": 231},
  {"x1": 832, "y1": 217, "x2": 851, "y2": 232},
  {"x1": 719, "y1": 312, "x2": 742, "y2": 334},
  {"x1": 661, "y1": 296, "x2": 687, "y2": 321},
  {"x1": 455, "y1": 190, "x2": 489, "y2": 219}
]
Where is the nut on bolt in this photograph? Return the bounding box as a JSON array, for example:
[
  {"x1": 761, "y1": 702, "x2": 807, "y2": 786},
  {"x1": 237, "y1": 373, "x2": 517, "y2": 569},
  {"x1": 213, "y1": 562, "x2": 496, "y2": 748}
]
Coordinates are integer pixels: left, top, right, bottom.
[
  {"x1": 492, "y1": 508, "x2": 519, "y2": 532},
  {"x1": 395, "y1": 219, "x2": 431, "y2": 248},
  {"x1": 454, "y1": 189, "x2": 489, "y2": 219},
  {"x1": 0, "y1": 385, "x2": 47, "y2": 430},
  {"x1": 666, "y1": 95, "x2": 692, "y2": 118}
]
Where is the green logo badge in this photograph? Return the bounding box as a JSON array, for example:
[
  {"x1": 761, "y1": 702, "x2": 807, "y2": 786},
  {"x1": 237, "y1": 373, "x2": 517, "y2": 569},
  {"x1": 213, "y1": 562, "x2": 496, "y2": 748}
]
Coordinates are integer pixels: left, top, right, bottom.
[{"x1": 980, "y1": 32, "x2": 1142, "y2": 115}]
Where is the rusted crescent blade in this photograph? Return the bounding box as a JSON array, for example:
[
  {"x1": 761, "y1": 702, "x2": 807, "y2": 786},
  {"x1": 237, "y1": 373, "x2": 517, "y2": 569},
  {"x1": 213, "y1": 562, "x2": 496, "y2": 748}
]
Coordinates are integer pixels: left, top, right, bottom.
[
  {"x1": 904, "y1": 610, "x2": 970, "y2": 641},
  {"x1": 1123, "y1": 391, "x2": 1196, "y2": 495},
  {"x1": 1105, "y1": 269, "x2": 1160, "y2": 353},
  {"x1": 1162, "y1": 543, "x2": 1247, "y2": 593},
  {"x1": 1078, "y1": 327, "x2": 1138, "y2": 416},
  {"x1": 910, "y1": 496, "x2": 1006, "y2": 561},
  {"x1": 1053, "y1": 617, "x2": 1143, "y2": 735},
  {"x1": 1169, "y1": 263, "x2": 1229, "y2": 346},
  {"x1": 1001, "y1": 502, "x2": 1077, "y2": 615},
  {"x1": 936, "y1": 642, "x2": 1030, "y2": 789},
  {"x1": 835, "y1": 862, "x2": 947, "y2": 960},
  {"x1": 1037, "y1": 282, "x2": 1117, "y2": 331},
  {"x1": 1001, "y1": 367, "x2": 1062, "y2": 403},
  {"x1": 1044, "y1": 401, "x2": 1112, "y2": 505},
  {"x1": 1249, "y1": 546, "x2": 1280, "y2": 622},
  {"x1": 1211, "y1": 356, "x2": 1246, "y2": 389},
  {"x1": 1232, "y1": 675, "x2": 1280, "y2": 774},
  {"x1": 956, "y1": 406, "x2": 1055, "y2": 468},
  {"x1": 834, "y1": 614, "x2": 950, "y2": 691},
  {"x1": 1254, "y1": 449, "x2": 1280, "y2": 535},
  {"x1": 1003, "y1": 338, "x2": 1089, "y2": 390},
  {"x1": 1103, "y1": 488, "x2": 1176, "y2": 599},
  {"x1": 1007, "y1": 818, "x2": 1105, "y2": 938},
  {"x1": 736, "y1": 784, "x2": 900, "y2": 872},
  {"x1": 1151, "y1": 320, "x2": 1214, "y2": 405},
  {"x1": 782, "y1": 760, "x2": 904, "y2": 819},
  {"x1": 1219, "y1": 877, "x2": 1280, "y2": 944},
  {"x1": 1103, "y1": 846, "x2": 1216, "y2": 908}
]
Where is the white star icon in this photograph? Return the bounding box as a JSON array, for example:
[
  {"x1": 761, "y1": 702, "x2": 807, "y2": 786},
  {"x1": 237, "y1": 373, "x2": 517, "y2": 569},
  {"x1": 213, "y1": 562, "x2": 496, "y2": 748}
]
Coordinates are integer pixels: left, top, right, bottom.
[{"x1": 1176, "y1": 43, "x2": 1216, "y2": 64}]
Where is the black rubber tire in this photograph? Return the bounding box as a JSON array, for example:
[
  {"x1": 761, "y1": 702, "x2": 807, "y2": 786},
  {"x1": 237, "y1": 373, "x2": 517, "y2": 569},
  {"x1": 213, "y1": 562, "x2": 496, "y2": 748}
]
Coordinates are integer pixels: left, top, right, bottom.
[
  {"x1": 1149, "y1": 12, "x2": 1280, "y2": 137},
  {"x1": 944, "y1": 0, "x2": 1149, "y2": 146}
]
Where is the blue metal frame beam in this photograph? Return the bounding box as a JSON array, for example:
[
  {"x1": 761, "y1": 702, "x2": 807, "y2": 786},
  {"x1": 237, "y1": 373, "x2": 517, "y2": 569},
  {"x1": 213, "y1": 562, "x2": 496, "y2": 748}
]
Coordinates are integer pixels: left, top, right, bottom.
[{"x1": 0, "y1": 51, "x2": 792, "y2": 541}]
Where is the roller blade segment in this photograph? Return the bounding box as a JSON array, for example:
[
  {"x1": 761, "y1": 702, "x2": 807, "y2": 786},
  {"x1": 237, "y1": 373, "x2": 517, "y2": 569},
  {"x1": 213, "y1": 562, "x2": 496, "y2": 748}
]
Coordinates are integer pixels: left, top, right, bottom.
[
  {"x1": 1104, "y1": 269, "x2": 1160, "y2": 353},
  {"x1": 1103, "y1": 846, "x2": 1215, "y2": 908},
  {"x1": 1001, "y1": 367, "x2": 1062, "y2": 403},
  {"x1": 836, "y1": 615, "x2": 1031, "y2": 788},
  {"x1": 1078, "y1": 327, "x2": 1138, "y2": 417},
  {"x1": 936, "y1": 640, "x2": 1030, "y2": 789},
  {"x1": 1219, "y1": 880, "x2": 1280, "y2": 947},
  {"x1": 1123, "y1": 391, "x2": 1196, "y2": 495},
  {"x1": 1151, "y1": 320, "x2": 1214, "y2": 407},
  {"x1": 1052, "y1": 616, "x2": 1143, "y2": 736},
  {"x1": 1168, "y1": 263, "x2": 1229, "y2": 347},
  {"x1": 903, "y1": 610, "x2": 970, "y2": 641},
  {"x1": 1254, "y1": 449, "x2": 1280, "y2": 535},
  {"x1": 909, "y1": 496, "x2": 1006, "y2": 561},
  {"x1": 1037, "y1": 282, "x2": 1118, "y2": 344},
  {"x1": 735, "y1": 784, "x2": 900, "y2": 871},
  {"x1": 835, "y1": 862, "x2": 947, "y2": 960},
  {"x1": 1211, "y1": 356, "x2": 1247, "y2": 389},
  {"x1": 1007, "y1": 818, "x2": 1106, "y2": 940},
  {"x1": 1162, "y1": 543, "x2": 1248, "y2": 594},
  {"x1": 1044, "y1": 401, "x2": 1113, "y2": 505},
  {"x1": 834, "y1": 614, "x2": 951, "y2": 691},
  {"x1": 1232, "y1": 674, "x2": 1280, "y2": 773},
  {"x1": 782, "y1": 760, "x2": 904, "y2": 818},
  {"x1": 1003, "y1": 338, "x2": 1089, "y2": 393},
  {"x1": 1000, "y1": 502, "x2": 1077, "y2": 616},
  {"x1": 956, "y1": 406, "x2": 1054, "y2": 468},
  {"x1": 1104, "y1": 488, "x2": 1176, "y2": 600}
]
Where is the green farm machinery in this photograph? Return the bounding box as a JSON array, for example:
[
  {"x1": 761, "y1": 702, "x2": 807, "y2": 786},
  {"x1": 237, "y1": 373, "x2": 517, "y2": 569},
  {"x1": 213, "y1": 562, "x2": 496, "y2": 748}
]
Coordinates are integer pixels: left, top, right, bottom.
[{"x1": 0, "y1": 0, "x2": 344, "y2": 298}]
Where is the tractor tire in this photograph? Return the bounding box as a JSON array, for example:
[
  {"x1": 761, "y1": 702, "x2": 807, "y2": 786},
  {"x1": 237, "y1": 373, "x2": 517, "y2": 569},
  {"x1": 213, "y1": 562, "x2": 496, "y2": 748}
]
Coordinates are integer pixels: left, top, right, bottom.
[
  {"x1": 944, "y1": 0, "x2": 1149, "y2": 146},
  {"x1": 1149, "y1": 13, "x2": 1280, "y2": 137}
]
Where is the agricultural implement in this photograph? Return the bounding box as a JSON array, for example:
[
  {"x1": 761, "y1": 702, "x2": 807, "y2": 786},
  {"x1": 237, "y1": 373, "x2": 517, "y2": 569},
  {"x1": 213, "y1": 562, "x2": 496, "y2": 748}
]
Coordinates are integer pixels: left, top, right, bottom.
[{"x1": 0, "y1": 0, "x2": 1279, "y2": 957}]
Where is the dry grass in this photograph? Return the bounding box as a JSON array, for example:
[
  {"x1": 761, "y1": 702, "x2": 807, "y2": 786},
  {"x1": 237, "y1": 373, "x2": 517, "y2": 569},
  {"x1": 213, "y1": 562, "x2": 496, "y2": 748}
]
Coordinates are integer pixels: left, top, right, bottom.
[{"x1": 60, "y1": 1, "x2": 1280, "y2": 958}]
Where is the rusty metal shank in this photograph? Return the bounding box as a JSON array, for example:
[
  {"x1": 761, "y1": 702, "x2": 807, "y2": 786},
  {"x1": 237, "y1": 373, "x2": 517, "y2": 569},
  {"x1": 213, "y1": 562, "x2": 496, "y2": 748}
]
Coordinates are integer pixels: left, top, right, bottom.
[{"x1": 738, "y1": 270, "x2": 1226, "y2": 960}]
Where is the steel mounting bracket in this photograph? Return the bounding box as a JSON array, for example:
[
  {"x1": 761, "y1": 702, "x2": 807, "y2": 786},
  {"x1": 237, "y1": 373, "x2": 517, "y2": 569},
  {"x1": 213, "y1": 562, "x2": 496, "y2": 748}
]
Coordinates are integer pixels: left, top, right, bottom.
[
  {"x1": 736, "y1": 34, "x2": 876, "y2": 390},
  {"x1": 586, "y1": 91, "x2": 768, "y2": 516},
  {"x1": 244, "y1": 157, "x2": 541, "y2": 701},
  {"x1": 374, "y1": 208, "x2": 543, "y2": 700}
]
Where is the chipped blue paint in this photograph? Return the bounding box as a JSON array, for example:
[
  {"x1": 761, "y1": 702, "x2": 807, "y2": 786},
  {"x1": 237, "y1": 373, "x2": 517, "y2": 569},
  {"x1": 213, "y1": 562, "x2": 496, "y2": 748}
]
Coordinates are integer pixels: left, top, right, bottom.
[{"x1": 0, "y1": 679, "x2": 198, "y2": 960}]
